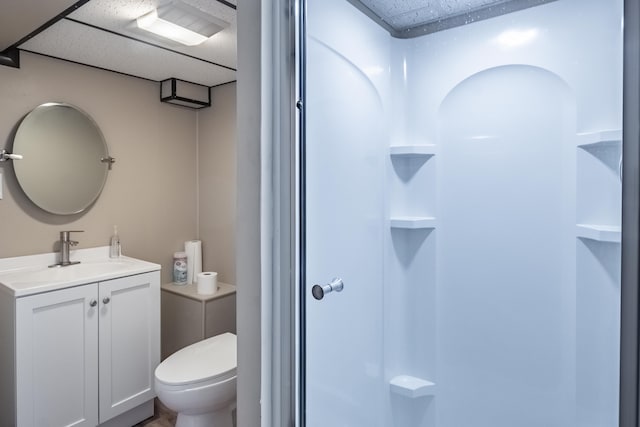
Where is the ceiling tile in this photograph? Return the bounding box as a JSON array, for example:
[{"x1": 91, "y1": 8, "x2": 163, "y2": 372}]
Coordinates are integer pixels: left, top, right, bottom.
[
  {"x1": 356, "y1": 0, "x2": 520, "y2": 31},
  {"x1": 68, "y1": 0, "x2": 237, "y2": 69},
  {"x1": 20, "y1": 19, "x2": 235, "y2": 86}
]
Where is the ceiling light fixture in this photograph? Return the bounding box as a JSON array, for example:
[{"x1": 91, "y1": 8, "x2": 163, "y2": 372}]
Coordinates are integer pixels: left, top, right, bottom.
[{"x1": 136, "y1": 2, "x2": 229, "y2": 46}]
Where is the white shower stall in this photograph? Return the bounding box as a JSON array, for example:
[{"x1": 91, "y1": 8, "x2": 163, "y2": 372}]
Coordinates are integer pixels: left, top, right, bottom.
[{"x1": 302, "y1": 0, "x2": 623, "y2": 425}]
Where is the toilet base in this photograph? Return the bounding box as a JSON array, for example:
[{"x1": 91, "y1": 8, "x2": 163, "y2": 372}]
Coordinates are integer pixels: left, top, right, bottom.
[{"x1": 175, "y1": 406, "x2": 233, "y2": 427}]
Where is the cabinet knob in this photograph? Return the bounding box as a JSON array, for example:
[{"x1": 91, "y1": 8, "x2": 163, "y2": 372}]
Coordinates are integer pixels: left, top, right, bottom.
[
  {"x1": 89, "y1": 299, "x2": 97, "y2": 307},
  {"x1": 103, "y1": 297, "x2": 111, "y2": 305}
]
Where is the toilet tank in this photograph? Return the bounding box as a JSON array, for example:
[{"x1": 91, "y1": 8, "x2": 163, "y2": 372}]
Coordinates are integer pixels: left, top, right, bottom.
[{"x1": 160, "y1": 282, "x2": 237, "y2": 360}]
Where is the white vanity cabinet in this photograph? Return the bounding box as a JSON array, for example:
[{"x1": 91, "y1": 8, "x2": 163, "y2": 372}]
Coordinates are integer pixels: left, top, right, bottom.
[
  {"x1": 0, "y1": 250, "x2": 160, "y2": 427},
  {"x1": 98, "y1": 273, "x2": 160, "y2": 423},
  {"x1": 16, "y1": 281, "x2": 100, "y2": 427}
]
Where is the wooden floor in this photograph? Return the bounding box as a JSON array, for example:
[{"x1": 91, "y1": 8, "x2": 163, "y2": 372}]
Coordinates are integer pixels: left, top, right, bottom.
[
  {"x1": 134, "y1": 399, "x2": 236, "y2": 427},
  {"x1": 135, "y1": 399, "x2": 177, "y2": 427}
]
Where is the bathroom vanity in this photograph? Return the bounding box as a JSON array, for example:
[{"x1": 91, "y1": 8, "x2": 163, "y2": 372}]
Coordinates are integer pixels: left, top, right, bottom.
[{"x1": 0, "y1": 247, "x2": 161, "y2": 427}]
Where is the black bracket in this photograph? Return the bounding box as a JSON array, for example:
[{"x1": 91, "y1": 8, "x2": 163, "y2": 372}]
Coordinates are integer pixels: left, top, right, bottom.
[{"x1": 0, "y1": 47, "x2": 20, "y2": 69}]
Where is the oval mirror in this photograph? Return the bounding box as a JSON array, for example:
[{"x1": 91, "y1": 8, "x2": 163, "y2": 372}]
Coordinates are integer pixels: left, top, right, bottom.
[{"x1": 12, "y1": 103, "x2": 111, "y2": 215}]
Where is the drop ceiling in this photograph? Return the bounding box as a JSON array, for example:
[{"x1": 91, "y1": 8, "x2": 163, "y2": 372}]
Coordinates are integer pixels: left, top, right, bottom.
[{"x1": 1, "y1": 0, "x2": 236, "y2": 87}]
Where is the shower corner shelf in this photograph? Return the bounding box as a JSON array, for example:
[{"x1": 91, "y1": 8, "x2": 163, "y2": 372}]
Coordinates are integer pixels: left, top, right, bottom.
[
  {"x1": 390, "y1": 375, "x2": 436, "y2": 398},
  {"x1": 390, "y1": 217, "x2": 437, "y2": 229},
  {"x1": 576, "y1": 224, "x2": 621, "y2": 243},
  {"x1": 576, "y1": 129, "x2": 622, "y2": 148},
  {"x1": 389, "y1": 145, "x2": 437, "y2": 157}
]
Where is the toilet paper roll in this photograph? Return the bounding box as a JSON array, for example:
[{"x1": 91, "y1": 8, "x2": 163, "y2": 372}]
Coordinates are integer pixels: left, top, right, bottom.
[
  {"x1": 197, "y1": 272, "x2": 218, "y2": 295},
  {"x1": 185, "y1": 240, "x2": 202, "y2": 285}
]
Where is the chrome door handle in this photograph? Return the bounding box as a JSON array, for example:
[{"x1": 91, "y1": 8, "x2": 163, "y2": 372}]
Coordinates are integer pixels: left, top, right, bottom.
[
  {"x1": 89, "y1": 299, "x2": 97, "y2": 307},
  {"x1": 312, "y1": 278, "x2": 344, "y2": 300},
  {"x1": 103, "y1": 297, "x2": 110, "y2": 305}
]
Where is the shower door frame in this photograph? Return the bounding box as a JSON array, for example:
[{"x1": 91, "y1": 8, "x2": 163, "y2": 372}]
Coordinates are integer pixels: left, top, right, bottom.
[
  {"x1": 619, "y1": 0, "x2": 640, "y2": 425},
  {"x1": 266, "y1": 0, "x2": 640, "y2": 425}
]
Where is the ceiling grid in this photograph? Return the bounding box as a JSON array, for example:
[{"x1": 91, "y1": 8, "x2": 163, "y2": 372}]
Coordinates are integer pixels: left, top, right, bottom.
[{"x1": 2, "y1": 0, "x2": 237, "y2": 87}]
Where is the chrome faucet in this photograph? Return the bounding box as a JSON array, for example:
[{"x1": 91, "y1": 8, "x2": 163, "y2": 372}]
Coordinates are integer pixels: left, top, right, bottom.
[{"x1": 51, "y1": 230, "x2": 84, "y2": 267}]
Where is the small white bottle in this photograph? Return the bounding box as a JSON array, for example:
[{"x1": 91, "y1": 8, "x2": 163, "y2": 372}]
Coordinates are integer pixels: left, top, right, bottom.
[{"x1": 109, "y1": 225, "x2": 121, "y2": 258}]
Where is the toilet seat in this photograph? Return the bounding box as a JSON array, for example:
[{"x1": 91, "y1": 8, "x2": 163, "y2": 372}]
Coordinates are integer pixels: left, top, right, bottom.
[{"x1": 155, "y1": 332, "x2": 237, "y2": 387}]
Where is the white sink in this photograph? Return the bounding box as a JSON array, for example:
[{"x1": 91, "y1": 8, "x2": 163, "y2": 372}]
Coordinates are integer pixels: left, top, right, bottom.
[
  {"x1": 4, "y1": 259, "x2": 134, "y2": 284},
  {"x1": 0, "y1": 247, "x2": 160, "y2": 297}
]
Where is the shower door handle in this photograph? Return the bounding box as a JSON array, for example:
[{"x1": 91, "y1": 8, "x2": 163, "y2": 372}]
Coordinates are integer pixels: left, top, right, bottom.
[{"x1": 312, "y1": 278, "x2": 344, "y2": 300}]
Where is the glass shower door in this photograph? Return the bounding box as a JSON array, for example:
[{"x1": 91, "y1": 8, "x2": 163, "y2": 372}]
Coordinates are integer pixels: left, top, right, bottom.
[
  {"x1": 301, "y1": 0, "x2": 623, "y2": 426},
  {"x1": 302, "y1": 3, "x2": 387, "y2": 423}
]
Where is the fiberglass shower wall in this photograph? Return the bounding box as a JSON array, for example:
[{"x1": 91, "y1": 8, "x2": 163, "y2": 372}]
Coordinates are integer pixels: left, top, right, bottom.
[{"x1": 304, "y1": 0, "x2": 623, "y2": 426}]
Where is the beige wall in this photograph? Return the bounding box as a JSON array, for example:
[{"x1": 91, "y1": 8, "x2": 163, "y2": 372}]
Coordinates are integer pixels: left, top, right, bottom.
[
  {"x1": 197, "y1": 83, "x2": 236, "y2": 285},
  {"x1": 0, "y1": 53, "x2": 234, "y2": 284}
]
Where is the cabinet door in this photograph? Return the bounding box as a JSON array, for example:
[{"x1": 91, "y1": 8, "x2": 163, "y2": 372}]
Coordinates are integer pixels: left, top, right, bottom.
[
  {"x1": 98, "y1": 272, "x2": 160, "y2": 423},
  {"x1": 16, "y1": 284, "x2": 99, "y2": 427}
]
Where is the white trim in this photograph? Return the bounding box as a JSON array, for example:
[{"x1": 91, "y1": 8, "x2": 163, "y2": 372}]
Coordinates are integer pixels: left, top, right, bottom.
[{"x1": 260, "y1": 1, "x2": 275, "y2": 424}]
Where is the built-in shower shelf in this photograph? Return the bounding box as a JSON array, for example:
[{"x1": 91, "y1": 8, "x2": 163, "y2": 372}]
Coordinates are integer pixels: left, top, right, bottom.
[
  {"x1": 390, "y1": 217, "x2": 437, "y2": 229},
  {"x1": 576, "y1": 224, "x2": 621, "y2": 243},
  {"x1": 390, "y1": 375, "x2": 436, "y2": 398},
  {"x1": 577, "y1": 129, "x2": 622, "y2": 149},
  {"x1": 389, "y1": 145, "x2": 437, "y2": 157}
]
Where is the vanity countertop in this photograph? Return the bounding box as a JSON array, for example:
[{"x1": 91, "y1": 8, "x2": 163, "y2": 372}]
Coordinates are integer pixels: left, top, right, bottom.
[{"x1": 0, "y1": 246, "x2": 160, "y2": 297}]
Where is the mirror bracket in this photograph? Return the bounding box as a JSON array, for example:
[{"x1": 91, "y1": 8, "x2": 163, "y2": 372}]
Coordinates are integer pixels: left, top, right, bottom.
[
  {"x1": 0, "y1": 149, "x2": 23, "y2": 162},
  {"x1": 100, "y1": 156, "x2": 116, "y2": 170}
]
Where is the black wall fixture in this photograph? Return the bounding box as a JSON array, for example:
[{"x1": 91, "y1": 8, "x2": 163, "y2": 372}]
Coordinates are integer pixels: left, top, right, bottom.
[
  {"x1": 0, "y1": 47, "x2": 20, "y2": 68},
  {"x1": 160, "y1": 78, "x2": 211, "y2": 109}
]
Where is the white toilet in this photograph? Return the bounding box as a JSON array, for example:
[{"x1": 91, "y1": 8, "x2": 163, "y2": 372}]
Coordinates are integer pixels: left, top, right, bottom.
[{"x1": 154, "y1": 332, "x2": 237, "y2": 427}]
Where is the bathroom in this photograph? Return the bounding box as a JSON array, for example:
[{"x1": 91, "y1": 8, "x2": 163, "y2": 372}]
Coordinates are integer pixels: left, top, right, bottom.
[
  {"x1": 1, "y1": 0, "x2": 640, "y2": 426},
  {"x1": 0, "y1": 0, "x2": 238, "y2": 426}
]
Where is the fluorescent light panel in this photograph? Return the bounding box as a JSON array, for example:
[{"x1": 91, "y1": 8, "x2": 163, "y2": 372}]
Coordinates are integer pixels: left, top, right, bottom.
[{"x1": 136, "y1": 2, "x2": 228, "y2": 46}]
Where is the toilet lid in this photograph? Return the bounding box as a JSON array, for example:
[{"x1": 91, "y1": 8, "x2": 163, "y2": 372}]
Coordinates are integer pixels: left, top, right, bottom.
[{"x1": 155, "y1": 332, "x2": 237, "y2": 386}]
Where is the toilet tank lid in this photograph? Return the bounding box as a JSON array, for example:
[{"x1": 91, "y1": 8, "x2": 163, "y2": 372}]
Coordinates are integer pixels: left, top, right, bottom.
[{"x1": 156, "y1": 332, "x2": 237, "y2": 385}]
